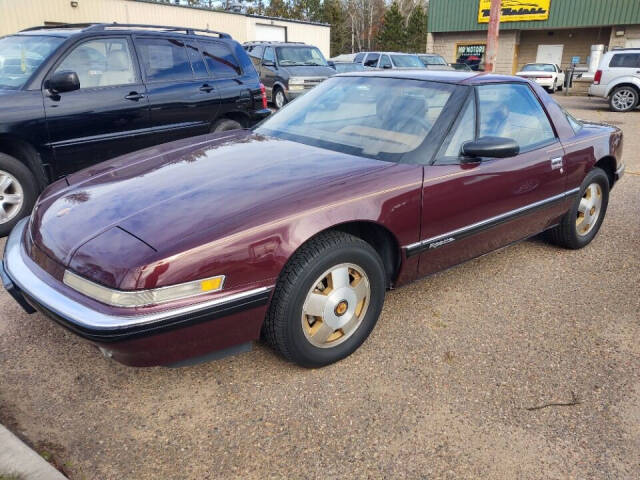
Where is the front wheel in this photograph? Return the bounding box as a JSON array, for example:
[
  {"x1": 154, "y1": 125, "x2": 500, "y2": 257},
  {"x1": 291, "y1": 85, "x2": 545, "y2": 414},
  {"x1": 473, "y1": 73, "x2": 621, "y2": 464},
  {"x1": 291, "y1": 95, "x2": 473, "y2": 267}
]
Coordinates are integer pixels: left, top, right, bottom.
[
  {"x1": 263, "y1": 231, "x2": 386, "y2": 367},
  {"x1": 609, "y1": 86, "x2": 639, "y2": 112},
  {"x1": 548, "y1": 167, "x2": 609, "y2": 249},
  {"x1": 0, "y1": 153, "x2": 38, "y2": 237},
  {"x1": 273, "y1": 87, "x2": 286, "y2": 109}
]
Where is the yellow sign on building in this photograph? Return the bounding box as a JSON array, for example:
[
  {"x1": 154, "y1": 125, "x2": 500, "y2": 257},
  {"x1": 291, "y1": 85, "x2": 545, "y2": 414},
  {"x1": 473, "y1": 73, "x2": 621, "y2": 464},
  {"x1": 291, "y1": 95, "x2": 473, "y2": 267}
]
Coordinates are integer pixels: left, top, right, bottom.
[{"x1": 478, "y1": 0, "x2": 552, "y2": 23}]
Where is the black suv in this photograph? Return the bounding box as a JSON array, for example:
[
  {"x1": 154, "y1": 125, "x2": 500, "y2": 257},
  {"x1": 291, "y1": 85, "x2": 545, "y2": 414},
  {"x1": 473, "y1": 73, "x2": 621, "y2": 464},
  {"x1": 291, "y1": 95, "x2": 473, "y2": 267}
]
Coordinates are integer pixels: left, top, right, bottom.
[
  {"x1": 243, "y1": 41, "x2": 335, "y2": 109},
  {"x1": 0, "y1": 23, "x2": 270, "y2": 235}
]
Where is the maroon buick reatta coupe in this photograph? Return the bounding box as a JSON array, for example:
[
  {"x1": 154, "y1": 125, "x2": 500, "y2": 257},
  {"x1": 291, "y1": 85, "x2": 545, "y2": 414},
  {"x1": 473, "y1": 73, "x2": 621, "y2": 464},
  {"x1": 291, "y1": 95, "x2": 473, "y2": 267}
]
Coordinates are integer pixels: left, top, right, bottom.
[{"x1": 1, "y1": 71, "x2": 624, "y2": 368}]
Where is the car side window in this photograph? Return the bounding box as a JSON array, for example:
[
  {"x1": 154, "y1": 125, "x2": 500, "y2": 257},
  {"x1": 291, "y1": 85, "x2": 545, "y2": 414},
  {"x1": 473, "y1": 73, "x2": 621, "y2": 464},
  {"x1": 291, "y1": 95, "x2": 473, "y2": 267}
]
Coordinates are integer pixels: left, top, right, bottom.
[
  {"x1": 185, "y1": 41, "x2": 208, "y2": 78},
  {"x1": 200, "y1": 40, "x2": 241, "y2": 77},
  {"x1": 263, "y1": 47, "x2": 275, "y2": 64},
  {"x1": 477, "y1": 83, "x2": 555, "y2": 151},
  {"x1": 609, "y1": 53, "x2": 640, "y2": 68},
  {"x1": 364, "y1": 53, "x2": 379, "y2": 68},
  {"x1": 436, "y1": 97, "x2": 476, "y2": 163},
  {"x1": 379, "y1": 55, "x2": 392, "y2": 68},
  {"x1": 55, "y1": 38, "x2": 136, "y2": 88},
  {"x1": 354, "y1": 52, "x2": 365, "y2": 63},
  {"x1": 136, "y1": 37, "x2": 193, "y2": 82}
]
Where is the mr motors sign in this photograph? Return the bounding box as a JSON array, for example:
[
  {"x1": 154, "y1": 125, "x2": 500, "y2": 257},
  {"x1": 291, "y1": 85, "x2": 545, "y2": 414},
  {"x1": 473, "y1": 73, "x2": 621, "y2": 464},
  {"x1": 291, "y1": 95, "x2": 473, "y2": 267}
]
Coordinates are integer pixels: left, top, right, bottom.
[{"x1": 478, "y1": 0, "x2": 551, "y2": 23}]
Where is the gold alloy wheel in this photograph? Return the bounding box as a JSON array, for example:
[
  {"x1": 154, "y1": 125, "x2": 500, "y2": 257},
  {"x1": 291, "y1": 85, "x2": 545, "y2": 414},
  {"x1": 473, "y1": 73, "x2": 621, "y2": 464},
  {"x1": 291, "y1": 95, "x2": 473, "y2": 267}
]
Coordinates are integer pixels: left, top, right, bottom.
[
  {"x1": 576, "y1": 182, "x2": 603, "y2": 236},
  {"x1": 301, "y1": 263, "x2": 370, "y2": 349}
]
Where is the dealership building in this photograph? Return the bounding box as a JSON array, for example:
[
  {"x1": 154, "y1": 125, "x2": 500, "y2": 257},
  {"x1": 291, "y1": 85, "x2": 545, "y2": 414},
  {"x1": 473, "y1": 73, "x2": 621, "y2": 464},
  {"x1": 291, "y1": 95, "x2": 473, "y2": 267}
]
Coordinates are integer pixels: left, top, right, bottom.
[
  {"x1": 427, "y1": 0, "x2": 640, "y2": 74},
  {"x1": 0, "y1": 0, "x2": 331, "y2": 56}
]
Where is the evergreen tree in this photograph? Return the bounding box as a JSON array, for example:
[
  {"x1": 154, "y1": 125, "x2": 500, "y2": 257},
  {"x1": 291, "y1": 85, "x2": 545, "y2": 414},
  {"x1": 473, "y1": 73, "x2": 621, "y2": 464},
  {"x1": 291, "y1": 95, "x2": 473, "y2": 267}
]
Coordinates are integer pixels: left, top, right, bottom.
[
  {"x1": 266, "y1": 0, "x2": 290, "y2": 17},
  {"x1": 291, "y1": 0, "x2": 323, "y2": 22},
  {"x1": 406, "y1": 4, "x2": 427, "y2": 53},
  {"x1": 322, "y1": 0, "x2": 349, "y2": 56},
  {"x1": 376, "y1": 2, "x2": 406, "y2": 52}
]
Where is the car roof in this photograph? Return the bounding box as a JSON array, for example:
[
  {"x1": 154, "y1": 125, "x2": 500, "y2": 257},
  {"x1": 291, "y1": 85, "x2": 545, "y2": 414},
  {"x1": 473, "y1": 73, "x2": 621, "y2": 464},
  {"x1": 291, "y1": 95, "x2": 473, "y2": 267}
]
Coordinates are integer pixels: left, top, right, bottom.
[{"x1": 336, "y1": 69, "x2": 528, "y2": 85}]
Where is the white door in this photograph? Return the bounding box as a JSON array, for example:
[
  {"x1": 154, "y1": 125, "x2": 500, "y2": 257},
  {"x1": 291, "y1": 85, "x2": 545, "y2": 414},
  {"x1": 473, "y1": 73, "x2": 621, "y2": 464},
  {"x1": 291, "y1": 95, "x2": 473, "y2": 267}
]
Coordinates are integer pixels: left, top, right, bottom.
[
  {"x1": 625, "y1": 39, "x2": 640, "y2": 48},
  {"x1": 536, "y1": 44, "x2": 564, "y2": 65},
  {"x1": 255, "y1": 24, "x2": 286, "y2": 42}
]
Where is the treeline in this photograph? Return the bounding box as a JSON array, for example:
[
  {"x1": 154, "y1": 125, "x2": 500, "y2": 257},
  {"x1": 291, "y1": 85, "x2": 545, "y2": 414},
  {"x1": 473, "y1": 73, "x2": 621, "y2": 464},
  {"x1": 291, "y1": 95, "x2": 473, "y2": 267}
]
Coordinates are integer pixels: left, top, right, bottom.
[
  {"x1": 252, "y1": 0, "x2": 428, "y2": 57},
  {"x1": 160, "y1": 0, "x2": 429, "y2": 57}
]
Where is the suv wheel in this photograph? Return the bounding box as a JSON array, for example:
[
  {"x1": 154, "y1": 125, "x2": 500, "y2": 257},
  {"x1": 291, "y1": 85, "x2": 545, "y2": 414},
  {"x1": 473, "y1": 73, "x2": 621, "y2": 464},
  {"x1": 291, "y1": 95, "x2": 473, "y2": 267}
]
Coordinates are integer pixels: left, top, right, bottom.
[
  {"x1": 211, "y1": 118, "x2": 243, "y2": 132},
  {"x1": 274, "y1": 87, "x2": 286, "y2": 109},
  {"x1": 0, "y1": 153, "x2": 38, "y2": 237},
  {"x1": 609, "y1": 86, "x2": 639, "y2": 112}
]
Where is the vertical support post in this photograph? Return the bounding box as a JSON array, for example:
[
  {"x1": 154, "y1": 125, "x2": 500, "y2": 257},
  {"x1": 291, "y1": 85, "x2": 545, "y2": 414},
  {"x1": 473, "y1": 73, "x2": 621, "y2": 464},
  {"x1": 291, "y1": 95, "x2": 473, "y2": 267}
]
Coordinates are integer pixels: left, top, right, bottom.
[{"x1": 485, "y1": 0, "x2": 501, "y2": 72}]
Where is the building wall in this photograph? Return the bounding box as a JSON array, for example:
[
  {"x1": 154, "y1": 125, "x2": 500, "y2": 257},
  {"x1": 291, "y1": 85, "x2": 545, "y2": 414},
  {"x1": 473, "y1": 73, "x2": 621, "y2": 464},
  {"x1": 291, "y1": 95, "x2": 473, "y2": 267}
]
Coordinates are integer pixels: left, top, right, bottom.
[
  {"x1": 517, "y1": 27, "x2": 611, "y2": 70},
  {"x1": 429, "y1": 30, "x2": 519, "y2": 74},
  {"x1": 609, "y1": 24, "x2": 640, "y2": 48},
  {"x1": 0, "y1": 0, "x2": 331, "y2": 56}
]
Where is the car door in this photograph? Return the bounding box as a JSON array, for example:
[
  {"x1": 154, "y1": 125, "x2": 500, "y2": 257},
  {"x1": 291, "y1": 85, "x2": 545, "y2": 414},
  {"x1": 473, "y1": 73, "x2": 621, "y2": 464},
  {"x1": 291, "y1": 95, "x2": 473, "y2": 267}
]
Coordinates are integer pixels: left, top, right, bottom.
[
  {"x1": 199, "y1": 39, "x2": 251, "y2": 120},
  {"x1": 43, "y1": 35, "x2": 151, "y2": 175},
  {"x1": 414, "y1": 83, "x2": 570, "y2": 277},
  {"x1": 379, "y1": 55, "x2": 392, "y2": 70},
  {"x1": 363, "y1": 53, "x2": 379, "y2": 70},
  {"x1": 134, "y1": 35, "x2": 220, "y2": 143},
  {"x1": 260, "y1": 46, "x2": 277, "y2": 100}
]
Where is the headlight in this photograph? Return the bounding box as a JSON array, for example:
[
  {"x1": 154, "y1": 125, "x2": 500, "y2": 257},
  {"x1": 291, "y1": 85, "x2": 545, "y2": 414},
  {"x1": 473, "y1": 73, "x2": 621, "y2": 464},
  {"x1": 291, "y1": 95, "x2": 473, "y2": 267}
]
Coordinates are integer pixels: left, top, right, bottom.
[
  {"x1": 288, "y1": 78, "x2": 305, "y2": 91},
  {"x1": 63, "y1": 270, "x2": 225, "y2": 308}
]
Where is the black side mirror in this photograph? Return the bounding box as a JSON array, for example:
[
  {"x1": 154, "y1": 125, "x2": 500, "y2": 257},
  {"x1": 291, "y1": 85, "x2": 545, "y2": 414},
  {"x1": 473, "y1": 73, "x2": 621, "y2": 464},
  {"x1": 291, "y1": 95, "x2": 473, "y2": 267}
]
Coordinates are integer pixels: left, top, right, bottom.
[
  {"x1": 262, "y1": 60, "x2": 275, "y2": 67},
  {"x1": 47, "y1": 70, "x2": 80, "y2": 94},
  {"x1": 461, "y1": 136, "x2": 520, "y2": 160},
  {"x1": 327, "y1": 61, "x2": 336, "y2": 69}
]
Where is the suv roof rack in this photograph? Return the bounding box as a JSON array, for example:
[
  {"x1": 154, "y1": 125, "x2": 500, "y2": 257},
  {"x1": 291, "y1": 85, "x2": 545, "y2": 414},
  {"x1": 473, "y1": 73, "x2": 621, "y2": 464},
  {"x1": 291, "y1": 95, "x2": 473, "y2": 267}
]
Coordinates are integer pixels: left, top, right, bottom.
[
  {"x1": 21, "y1": 23, "x2": 232, "y2": 39},
  {"x1": 243, "y1": 41, "x2": 305, "y2": 45},
  {"x1": 609, "y1": 47, "x2": 640, "y2": 51}
]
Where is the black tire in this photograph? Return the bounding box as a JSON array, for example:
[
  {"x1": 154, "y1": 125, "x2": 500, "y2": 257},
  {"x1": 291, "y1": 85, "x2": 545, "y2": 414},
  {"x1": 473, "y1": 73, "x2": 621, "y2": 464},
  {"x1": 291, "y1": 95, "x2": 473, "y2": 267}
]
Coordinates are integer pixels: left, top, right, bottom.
[
  {"x1": 211, "y1": 118, "x2": 243, "y2": 132},
  {"x1": 0, "y1": 153, "x2": 38, "y2": 237},
  {"x1": 263, "y1": 231, "x2": 386, "y2": 368},
  {"x1": 548, "y1": 167, "x2": 609, "y2": 249},
  {"x1": 609, "y1": 85, "x2": 639, "y2": 112},
  {"x1": 273, "y1": 87, "x2": 286, "y2": 109}
]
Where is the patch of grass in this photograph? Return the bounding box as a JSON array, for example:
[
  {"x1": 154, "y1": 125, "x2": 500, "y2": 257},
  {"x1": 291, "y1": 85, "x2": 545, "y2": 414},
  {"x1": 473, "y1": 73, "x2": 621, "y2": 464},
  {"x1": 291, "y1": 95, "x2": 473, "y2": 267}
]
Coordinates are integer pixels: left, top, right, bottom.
[{"x1": 0, "y1": 473, "x2": 25, "y2": 480}]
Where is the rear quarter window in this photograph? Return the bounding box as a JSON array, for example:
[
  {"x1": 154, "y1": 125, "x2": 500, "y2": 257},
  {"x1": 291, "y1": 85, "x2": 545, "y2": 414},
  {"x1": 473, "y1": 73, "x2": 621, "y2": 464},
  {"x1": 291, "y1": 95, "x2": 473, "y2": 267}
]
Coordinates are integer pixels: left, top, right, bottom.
[
  {"x1": 609, "y1": 53, "x2": 640, "y2": 68},
  {"x1": 199, "y1": 40, "x2": 241, "y2": 77}
]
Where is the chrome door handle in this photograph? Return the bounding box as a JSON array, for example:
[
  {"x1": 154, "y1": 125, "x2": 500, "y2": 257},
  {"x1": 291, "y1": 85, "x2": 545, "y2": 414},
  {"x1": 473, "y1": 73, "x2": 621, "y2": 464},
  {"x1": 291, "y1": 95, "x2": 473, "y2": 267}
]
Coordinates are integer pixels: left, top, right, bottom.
[
  {"x1": 550, "y1": 157, "x2": 563, "y2": 171},
  {"x1": 124, "y1": 92, "x2": 145, "y2": 101},
  {"x1": 199, "y1": 84, "x2": 214, "y2": 93}
]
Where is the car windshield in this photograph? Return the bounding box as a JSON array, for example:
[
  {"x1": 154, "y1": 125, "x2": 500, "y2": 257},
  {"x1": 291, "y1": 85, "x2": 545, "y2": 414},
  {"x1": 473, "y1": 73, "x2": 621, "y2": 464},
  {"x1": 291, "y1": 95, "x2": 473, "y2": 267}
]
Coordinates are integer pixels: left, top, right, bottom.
[
  {"x1": 419, "y1": 55, "x2": 447, "y2": 66},
  {"x1": 276, "y1": 46, "x2": 328, "y2": 66},
  {"x1": 522, "y1": 63, "x2": 555, "y2": 72},
  {"x1": 255, "y1": 76, "x2": 456, "y2": 162},
  {"x1": 390, "y1": 54, "x2": 424, "y2": 68},
  {"x1": 334, "y1": 63, "x2": 365, "y2": 73},
  {"x1": 0, "y1": 35, "x2": 64, "y2": 89}
]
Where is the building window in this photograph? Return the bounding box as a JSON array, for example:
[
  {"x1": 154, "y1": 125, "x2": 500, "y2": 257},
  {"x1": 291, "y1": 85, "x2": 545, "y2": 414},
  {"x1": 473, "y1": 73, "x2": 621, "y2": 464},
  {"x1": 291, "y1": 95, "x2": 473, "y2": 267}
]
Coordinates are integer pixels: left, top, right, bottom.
[{"x1": 455, "y1": 44, "x2": 486, "y2": 71}]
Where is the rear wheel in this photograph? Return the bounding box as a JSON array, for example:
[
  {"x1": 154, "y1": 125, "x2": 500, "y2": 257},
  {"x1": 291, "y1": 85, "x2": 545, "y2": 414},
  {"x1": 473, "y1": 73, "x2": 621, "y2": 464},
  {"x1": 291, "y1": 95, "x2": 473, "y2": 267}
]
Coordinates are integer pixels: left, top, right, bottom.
[
  {"x1": 0, "y1": 153, "x2": 38, "y2": 237},
  {"x1": 609, "y1": 86, "x2": 639, "y2": 112},
  {"x1": 211, "y1": 118, "x2": 243, "y2": 132},
  {"x1": 263, "y1": 231, "x2": 386, "y2": 367},
  {"x1": 548, "y1": 167, "x2": 609, "y2": 249}
]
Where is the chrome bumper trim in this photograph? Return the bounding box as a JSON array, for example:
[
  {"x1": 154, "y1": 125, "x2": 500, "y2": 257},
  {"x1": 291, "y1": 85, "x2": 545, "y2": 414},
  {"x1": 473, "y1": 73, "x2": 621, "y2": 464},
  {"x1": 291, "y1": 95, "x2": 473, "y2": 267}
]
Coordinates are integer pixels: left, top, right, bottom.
[{"x1": 3, "y1": 218, "x2": 272, "y2": 333}]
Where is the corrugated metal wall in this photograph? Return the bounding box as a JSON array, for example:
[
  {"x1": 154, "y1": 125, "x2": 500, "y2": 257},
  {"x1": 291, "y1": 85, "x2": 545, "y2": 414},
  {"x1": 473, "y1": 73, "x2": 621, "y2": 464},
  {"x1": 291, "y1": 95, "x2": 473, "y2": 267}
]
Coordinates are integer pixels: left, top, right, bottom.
[
  {"x1": 428, "y1": 0, "x2": 640, "y2": 32},
  {"x1": 0, "y1": 0, "x2": 331, "y2": 56}
]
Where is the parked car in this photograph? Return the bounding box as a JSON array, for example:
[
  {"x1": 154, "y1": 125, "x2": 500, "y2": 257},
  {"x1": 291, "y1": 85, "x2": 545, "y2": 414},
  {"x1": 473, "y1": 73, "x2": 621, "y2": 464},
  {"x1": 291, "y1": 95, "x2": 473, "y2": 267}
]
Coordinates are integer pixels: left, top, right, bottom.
[
  {"x1": 589, "y1": 48, "x2": 640, "y2": 112},
  {"x1": 516, "y1": 63, "x2": 565, "y2": 93},
  {"x1": 243, "y1": 41, "x2": 335, "y2": 109},
  {"x1": 450, "y1": 62, "x2": 472, "y2": 71},
  {"x1": 2, "y1": 71, "x2": 624, "y2": 368},
  {"x1": 417, "y1": 54, "x2": 454, "y2": 70},
  {"x1": 328, "y1": 61, "x2": 366, "y2": 73},
  {"x1": 354, "y1": 52, "x2": 426, "y2": 70},
  {"x1": 0, "y1": 23, "x2": 270, "y2": 236}
]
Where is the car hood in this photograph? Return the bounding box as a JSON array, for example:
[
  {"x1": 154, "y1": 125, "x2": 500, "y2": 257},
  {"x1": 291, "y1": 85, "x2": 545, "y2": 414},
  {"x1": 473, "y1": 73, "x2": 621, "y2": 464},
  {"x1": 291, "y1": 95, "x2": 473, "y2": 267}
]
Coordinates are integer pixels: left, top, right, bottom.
[
  {"x1": 281, "y1": 65, "x2": 336, "y2": 77},
  {"x1": 31, "y1": 130, "x2": 393, "y2": 272}
]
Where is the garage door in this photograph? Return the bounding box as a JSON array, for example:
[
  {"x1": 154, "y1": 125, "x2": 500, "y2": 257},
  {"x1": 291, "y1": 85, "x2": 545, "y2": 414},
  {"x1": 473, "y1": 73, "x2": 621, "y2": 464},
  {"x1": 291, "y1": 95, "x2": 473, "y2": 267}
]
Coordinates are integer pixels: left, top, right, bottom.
[
  {"x1": 626, "y1": 39, "x2": 640, "y2": 48},
  {"x1": 536, "y1": 44, "x2": 564, "y2": 65},
  {"x1": 255, "y1": 24, "x2": 286, "y2": 42}
]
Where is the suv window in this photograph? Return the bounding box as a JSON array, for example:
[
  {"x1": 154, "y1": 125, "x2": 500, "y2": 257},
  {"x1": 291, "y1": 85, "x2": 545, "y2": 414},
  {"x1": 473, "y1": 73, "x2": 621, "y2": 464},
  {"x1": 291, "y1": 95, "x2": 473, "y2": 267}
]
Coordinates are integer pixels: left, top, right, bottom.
[
  {"x1": 186, "y1": 41, "x2": 208, "y2": 78},
  {"x1": 0, "y1": 35, "x2": 64, "y2": 89},
  {"x1": 263, "y1": 47, "x2": 275, "y2": 64},
  {"x1": 609, "y1": 53, "x2": 640, "y2": 68},
  {"x1": 477, "y1": 83, "x2": 555, "y2": 150},
  {"x1": 200, "y1": 40, "x2": 241, "y2": 77},
  {"x1": 136, "y1": 37, "x2": 192, "y2": 82},
  {"x1": 379, "y1": 55, "x2": 392, "y2": 68},
  {"x1": 56, "y1": 38, "x2": 136, "y2": 88},
  {"x1": 354, "y1": 53, "x2": 365, "y2": 63},
  {"x1": 247, "y1": 45, "x2": 263, "y2": 59},
  {"x1": 364, "y1": 53, "x2": 379, "y2": 68}
]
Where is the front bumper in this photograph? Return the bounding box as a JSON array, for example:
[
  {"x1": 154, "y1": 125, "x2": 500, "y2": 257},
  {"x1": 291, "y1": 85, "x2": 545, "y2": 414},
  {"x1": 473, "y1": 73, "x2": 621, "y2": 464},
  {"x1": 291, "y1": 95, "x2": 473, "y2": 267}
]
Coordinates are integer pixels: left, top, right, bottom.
[
  {"x1": 615, "y1": 163, "x2": 625, "y2": 181},
  {"x1": 2, "y1": 218, "x2": 272, "y2": 366}
]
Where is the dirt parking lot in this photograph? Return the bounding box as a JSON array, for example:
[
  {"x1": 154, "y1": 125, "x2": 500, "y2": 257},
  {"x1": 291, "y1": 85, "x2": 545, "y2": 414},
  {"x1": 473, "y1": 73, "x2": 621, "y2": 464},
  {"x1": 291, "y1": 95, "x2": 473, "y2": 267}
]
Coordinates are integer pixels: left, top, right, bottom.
[{"x1": 1, "y1": 95, "x2": 639, "y2": 479}]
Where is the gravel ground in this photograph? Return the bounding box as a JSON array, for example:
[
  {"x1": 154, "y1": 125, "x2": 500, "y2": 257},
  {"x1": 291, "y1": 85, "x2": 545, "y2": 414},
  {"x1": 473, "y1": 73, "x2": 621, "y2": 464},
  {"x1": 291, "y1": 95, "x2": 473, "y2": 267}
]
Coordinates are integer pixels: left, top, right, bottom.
[{"x1": 0, "y1": 95, "x2": 638, "y2": 480}]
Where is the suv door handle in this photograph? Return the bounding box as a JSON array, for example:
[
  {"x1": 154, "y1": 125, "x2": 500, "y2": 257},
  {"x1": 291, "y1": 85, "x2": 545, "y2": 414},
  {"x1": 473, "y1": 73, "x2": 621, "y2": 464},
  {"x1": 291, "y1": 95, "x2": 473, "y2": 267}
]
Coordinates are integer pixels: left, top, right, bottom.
[
  {"x1": 199, "y1": 84, "x2": 214, "y2": 93},
  {"x1": 124, "y1": 92, "x2": 145, "y2": 101}
]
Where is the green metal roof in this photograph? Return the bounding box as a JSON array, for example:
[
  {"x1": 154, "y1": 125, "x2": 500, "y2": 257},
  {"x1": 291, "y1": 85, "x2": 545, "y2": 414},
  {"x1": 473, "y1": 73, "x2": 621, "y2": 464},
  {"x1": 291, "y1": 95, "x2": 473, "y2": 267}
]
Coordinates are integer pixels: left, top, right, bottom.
[{"x1": 428, "y1": 0, "x2": 640, "y2": 32}]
